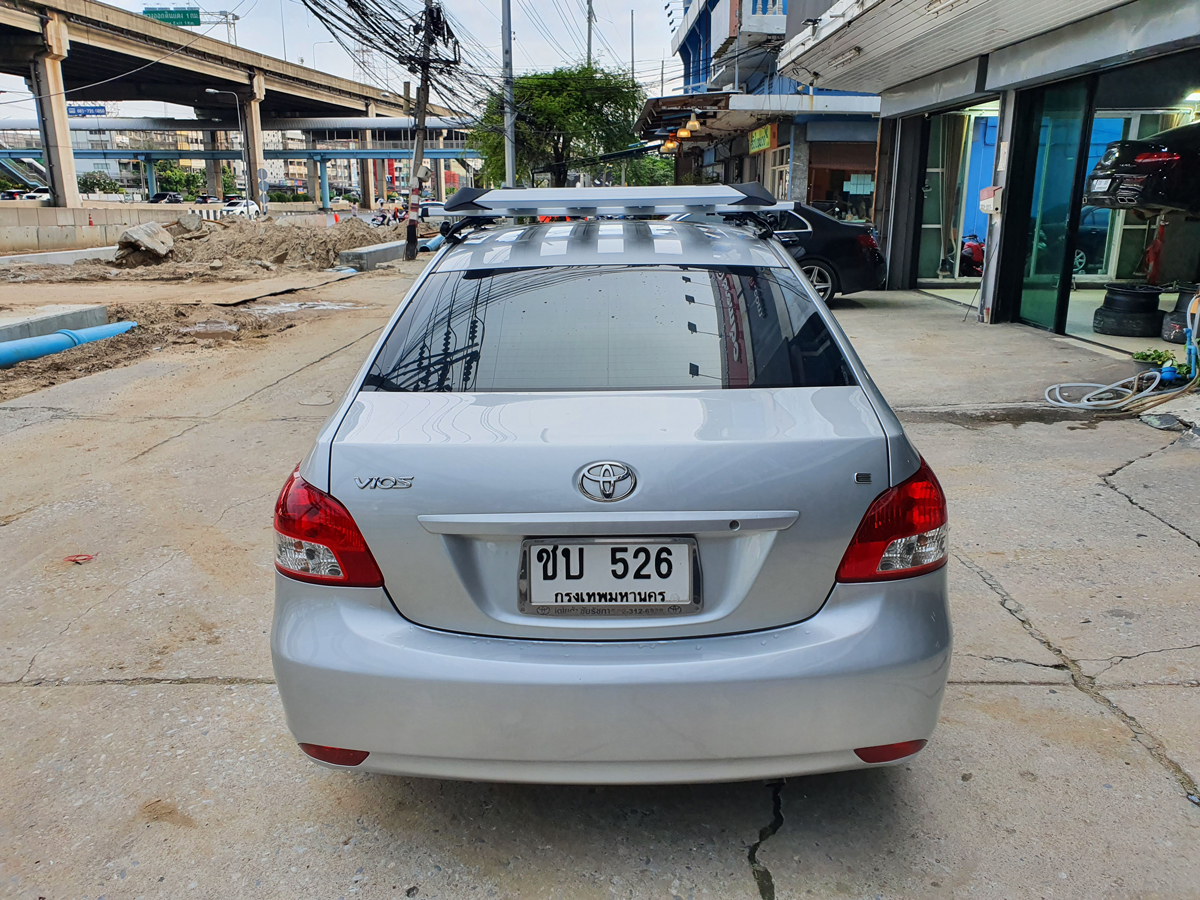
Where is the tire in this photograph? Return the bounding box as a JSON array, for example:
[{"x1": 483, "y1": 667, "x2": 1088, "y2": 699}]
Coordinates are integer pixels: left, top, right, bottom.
[
  {"x1": 1101, "y1": 283, "x2": 1162, "y2": 313},
  {"x1": 1073, "y1": 248, "x2": 1087, "y2": 274},
  {"x1": 800, "y1": 261, "x2": 839, "y2": 302},
  {"x1": 1093, "y1": 306, "x2": 1164, "y2": 337}
]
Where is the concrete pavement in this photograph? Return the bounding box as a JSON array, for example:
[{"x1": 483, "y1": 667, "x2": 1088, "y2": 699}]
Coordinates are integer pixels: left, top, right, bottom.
[{"x1": 1, "y1": 285, "x2": 1197, "y2": 898}]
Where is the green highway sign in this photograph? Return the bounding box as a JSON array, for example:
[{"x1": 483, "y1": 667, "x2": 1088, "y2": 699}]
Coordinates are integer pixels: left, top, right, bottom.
[{"x1": 142, "y1": 7, "x2": 202, "y2": 27}]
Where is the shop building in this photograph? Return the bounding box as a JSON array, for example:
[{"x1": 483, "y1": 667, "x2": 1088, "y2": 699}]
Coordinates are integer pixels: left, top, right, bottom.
[
  {"x1": 638, "y1": 0, "x2": 880, "y2": 221},
  {"x1": 779, "y1": 0, "x2": 1200, "y2": 353}
]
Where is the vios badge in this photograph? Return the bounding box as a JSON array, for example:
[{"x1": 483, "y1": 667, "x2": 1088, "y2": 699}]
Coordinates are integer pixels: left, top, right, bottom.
[
  {"x1": 577, "y1": 461, "x2": 636, "y2": 502},
  {"x1": 355, "y1": 476, "x2": 414, "y2": 489}
]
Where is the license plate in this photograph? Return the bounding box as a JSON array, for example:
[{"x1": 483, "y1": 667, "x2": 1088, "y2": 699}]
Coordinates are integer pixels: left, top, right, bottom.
[
  {"x1": 518, "y1": 538, "x2": 701, "y2": 617},
  {"x1": 1091, "y1": 178, "x2": 1112, "y2": 192}
]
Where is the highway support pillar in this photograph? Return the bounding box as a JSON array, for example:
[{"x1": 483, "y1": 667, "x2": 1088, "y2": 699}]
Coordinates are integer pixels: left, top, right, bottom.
[
  {"x1": 204, "y1": 131, "x2": 223, "y2": 199},
  {"x1": 29, "y1": 13, "x2": 79, "y2": 208},
  {"x1": 304, "y1": 132, "x2": 320, "y2": 202},
  {"x1": 318, "y1": 159, "x2": 331, "y2": 211},
  {"x1": 241, "y1": 72, "x2": 267, "y2": 208},
  {"x1": 145, "y1": 158, "x2": 157, "y2": 196},
  {"x1": 358, "y1": 102, "x2": 377, "y2": 210}
]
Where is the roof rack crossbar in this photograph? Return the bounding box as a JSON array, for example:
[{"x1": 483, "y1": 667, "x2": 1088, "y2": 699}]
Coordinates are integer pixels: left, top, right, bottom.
[{"x1": 442, "y1": 183, "x2": 777, "y2": 217}]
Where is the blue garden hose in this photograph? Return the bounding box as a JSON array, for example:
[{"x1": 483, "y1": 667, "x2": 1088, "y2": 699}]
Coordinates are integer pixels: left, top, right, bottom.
[{"x1": 0, "y1": 321, "x2": 138, "y2": 368}]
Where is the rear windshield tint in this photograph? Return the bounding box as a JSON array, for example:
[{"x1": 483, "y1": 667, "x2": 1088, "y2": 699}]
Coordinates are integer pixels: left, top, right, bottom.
[{"x1": 362, "y1": 265, "x2": 855, "y2": 393}]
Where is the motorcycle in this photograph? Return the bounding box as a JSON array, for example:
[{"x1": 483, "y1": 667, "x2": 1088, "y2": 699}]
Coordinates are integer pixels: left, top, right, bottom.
[{"x1": 960, "y1": 233, "x2": 985, "y2": 277}]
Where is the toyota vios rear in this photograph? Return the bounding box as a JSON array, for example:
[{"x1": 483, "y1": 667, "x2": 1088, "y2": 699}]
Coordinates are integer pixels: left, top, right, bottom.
[{"x1": 270, "y1": 187, "x2": 951, "y2": 784}]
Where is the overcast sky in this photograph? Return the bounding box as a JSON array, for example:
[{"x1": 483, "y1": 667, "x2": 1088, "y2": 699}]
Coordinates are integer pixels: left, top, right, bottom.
[{"x1": 0, "y1": 0, "x2": 684, "y2": 121}]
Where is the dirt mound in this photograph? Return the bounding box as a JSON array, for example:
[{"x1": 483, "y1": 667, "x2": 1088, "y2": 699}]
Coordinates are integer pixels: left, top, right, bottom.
[
  {"x1": 171, "y1": 216, "x2": 410, "y2": 270},
  {"x1": 0, "y1": 295, "x2": 342, "y2": 402},
  {"x1": 0, "y1": 217, "x2": 432, "y2": 285}
]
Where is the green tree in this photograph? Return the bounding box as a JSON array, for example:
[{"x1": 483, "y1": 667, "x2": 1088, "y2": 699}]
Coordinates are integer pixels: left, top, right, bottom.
[
  {"x1": 585, "y1": 155, "x2": 673, "y2": 187},
  {"x1": 153, "y1": 161, "x2": 205, "y2": 196},
  {"x1": 628, "y1": 155, "x2": 675, "y2": 186},
  {"x1": 78, "y1": 171, "x2": 122, "y2": 194},
  {"x1": 470, "y1": 65, "x2": 644, "y2": 188},
  {"x1": 221, "y1": 165, "x2": 237, "y2": 196}
]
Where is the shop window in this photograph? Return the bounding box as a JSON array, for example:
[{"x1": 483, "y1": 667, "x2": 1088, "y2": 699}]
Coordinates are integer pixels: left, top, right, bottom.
[
  {"x1": 1059, "y1": 51, "x2": 1200, "y2": 350},
  {"x1": 917, "y1": 105, "x2": 999, "y2": 283},
  {"x1": 808, "y1": 142, "x2": 876, "y2": 221},
  {"x1": 768, "y1": 146, "x2": 790, "y2": 201}
]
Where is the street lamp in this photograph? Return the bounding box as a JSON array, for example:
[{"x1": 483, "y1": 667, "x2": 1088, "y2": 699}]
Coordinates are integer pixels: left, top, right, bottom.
[
  {"x1": 205, "y1": 88, "x2": 249, "y2": 200},
  {"x1": 312, "y1": 41, "x2": 335, "y2": 69}
]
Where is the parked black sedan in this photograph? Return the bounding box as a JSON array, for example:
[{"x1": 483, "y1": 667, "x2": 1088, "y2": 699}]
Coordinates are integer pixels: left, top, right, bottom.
[
  {"x1": 670, "y1": 203, "x2": 886, "y2": 301},
  {"x1": 1085, "y1": 122, "x2": 1200, "y2": 216}
]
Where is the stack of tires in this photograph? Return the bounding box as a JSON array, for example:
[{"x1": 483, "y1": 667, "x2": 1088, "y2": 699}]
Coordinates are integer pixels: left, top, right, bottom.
[
  {"x1": 1162, "y1": 284, "x2": 1198, "y2": 344},
  {"x1": 1093, "y1": 284, "x2": 1165, "y2": 337}
]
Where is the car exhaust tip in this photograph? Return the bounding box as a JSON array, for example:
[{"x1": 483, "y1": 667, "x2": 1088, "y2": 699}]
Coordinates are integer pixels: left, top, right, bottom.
[
  {"x1": 853, "y1": 739, "x2": 927, "y2": 764},
  {"x1": 299, "y1": 743, "x2": 370, "y2": 767}
]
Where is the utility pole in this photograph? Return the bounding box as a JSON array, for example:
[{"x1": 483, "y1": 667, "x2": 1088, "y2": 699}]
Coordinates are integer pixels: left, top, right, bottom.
[
  {"x1": 630, "y1": 10, "x2": 634, "y2": 84},
  {"x1": 279, "y1": 0, "x2": 288, "y2": 60},
  {"x1": 405, "y1": 0, "x2": 435, "y2": 261},
  {"x1": 501, "y1": 0, "x2": 516, "y2": 187},
  {"x1": 586, "y1": 0, "x2": 593, "y2": 67}
]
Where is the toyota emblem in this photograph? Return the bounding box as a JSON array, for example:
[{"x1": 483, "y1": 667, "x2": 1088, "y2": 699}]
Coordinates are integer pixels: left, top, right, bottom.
[{"x1": 577, "y1": 461, "x2": 637, "y2": 502}]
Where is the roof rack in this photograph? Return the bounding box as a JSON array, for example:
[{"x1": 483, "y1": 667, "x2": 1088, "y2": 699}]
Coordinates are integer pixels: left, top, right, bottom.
[{"x1": 443, "y1": 183, "x2": 777, "y2": 217}]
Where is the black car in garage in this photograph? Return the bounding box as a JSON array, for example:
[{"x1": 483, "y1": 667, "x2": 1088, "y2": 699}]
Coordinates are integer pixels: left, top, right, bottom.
[
  {"x1": 671, "y1": 202, "x2": 886, "y2": 301},
  {"x1": 1085, "y1": 122, "x2": 1200, "y2": 216}
]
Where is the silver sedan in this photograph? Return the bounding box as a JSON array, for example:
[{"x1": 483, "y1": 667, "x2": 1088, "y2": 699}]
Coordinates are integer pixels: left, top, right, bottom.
[{"x1": 270, "y1": 190, "x2": 951, "y2": 784}]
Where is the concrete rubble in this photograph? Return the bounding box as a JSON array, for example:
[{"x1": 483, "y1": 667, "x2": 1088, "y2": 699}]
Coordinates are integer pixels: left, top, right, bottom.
[{"x1": 114, "y1": 220, "x2": 174, "y2": 263}]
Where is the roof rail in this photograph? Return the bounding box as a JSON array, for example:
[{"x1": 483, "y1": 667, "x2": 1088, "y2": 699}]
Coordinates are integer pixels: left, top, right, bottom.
[{"x1": 443, "y1": 183, "x2": 777, "y2": 217}]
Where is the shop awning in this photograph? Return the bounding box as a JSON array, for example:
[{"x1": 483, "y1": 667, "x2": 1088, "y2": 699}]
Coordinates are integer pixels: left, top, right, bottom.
[
  {"x1": 635, "y1": 92, "x2": 879, "y2": 151},
  {"x1": 777, "y1": 0, "x2": 1134, "y2": 94}
]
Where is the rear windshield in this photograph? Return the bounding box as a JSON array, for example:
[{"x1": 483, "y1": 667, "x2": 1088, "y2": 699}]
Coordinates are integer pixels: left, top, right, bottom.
[{"x1": 362, "y1": 265, "x2": 855, "y2": 393}]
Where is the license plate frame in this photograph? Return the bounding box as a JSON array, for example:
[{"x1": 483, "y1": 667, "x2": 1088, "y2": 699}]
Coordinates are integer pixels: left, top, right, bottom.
[
  {"x1": 1091, "y1": 178, "x2": 1112, "y2": 193},
  {"x1": 517, "y1": 537, "x2": 703, "y2": 618}
]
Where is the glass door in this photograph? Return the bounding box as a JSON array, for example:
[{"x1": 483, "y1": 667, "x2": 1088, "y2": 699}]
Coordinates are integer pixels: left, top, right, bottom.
[{"x1": 1019, "y1": 80, "x2": 1093, "y2": 329}]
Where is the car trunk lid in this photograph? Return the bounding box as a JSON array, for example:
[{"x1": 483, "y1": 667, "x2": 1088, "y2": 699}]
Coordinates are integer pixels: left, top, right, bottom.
[{"x1": 330, "y1": 387, "x2": 888, "y2": 640}]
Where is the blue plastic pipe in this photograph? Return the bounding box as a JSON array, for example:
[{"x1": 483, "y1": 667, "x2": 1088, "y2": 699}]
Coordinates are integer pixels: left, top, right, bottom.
[{"x1": 0, "y1": 321, "x2": 138, "y2": 368}]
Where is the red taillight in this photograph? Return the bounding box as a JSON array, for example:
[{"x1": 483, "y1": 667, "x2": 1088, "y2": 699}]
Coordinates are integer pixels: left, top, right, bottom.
[
  {"x1": 836, "y1": 459, "x2": 948, "y2": 582},
  {"x1": 854, "y1": 740, "x2": 927, "y2": 764},
  {"x1": 298, "y1": 743, "x2": 370, "y2": 766},
  {"x1": 1134, "y1": 151, "x2": 1181, "y2": 164},
  {"x1": 856, "y1": 232, "x2": 880, "y2": 250},
  {"x1": 273, "y1": 467, "x2": 384, "y2": 587}
]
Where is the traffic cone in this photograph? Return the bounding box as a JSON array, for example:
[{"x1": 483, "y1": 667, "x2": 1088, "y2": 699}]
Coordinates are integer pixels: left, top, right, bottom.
[
  {"x1": 88, "y1": 213, "x2": 93, "y2": 226},
  {"x1": 334, "y1": 213, "x2": 340, "y2": 223}
]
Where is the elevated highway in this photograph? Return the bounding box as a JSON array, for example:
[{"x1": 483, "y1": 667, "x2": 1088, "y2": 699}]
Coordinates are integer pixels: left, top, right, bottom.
[{"x1": 0, "y1": 0, "x2": 467, "y2": 207}]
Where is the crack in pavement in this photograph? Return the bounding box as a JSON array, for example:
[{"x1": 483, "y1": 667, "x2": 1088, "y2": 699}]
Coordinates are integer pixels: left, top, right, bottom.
[
  {"x1": 962, "y1": 653, "x2": 1069, "y2": 670},
  {"x1": 4, "y1": 481, "x2": 277, "y2": 687},
  {"x1": 1103, "y1": 478, "x2": 1200, "y2": 549},
  {"x1": 954, "y1": 552, "x2": 1200, "y2": 808},
  {"x1": 747, "y1": 781, "x2": 784, "y2": 900},
  {"x1": 3, "y1": 549, "x2": 185, "y2": 686},
  {"x1": 0, "y1": 506, "x2": 32, "y2": 528},
  {"x1": 3, "y1": 675, "x2": 276, "y2": 687},
  {"x1": 1099, "y1": 437, "x2": 1200, "y2": 548},
  {"x1": 125, "y1": 325, "x2": 383, "y2": 464},
  {"x1": 1080, "y1": 643, "x2": 1200, "y2": 677}
]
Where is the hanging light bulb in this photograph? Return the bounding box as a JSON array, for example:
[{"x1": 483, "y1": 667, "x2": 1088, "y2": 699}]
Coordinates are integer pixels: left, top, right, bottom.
[
  {"x1": 686, "y1": 112, "x2": 701, "y2": 131},
  {"x1": 677, "y1": 127, "x2": 691, "y2": 139},
  {"x1": 662, "y1": 138, "x2": 678, "y2": 152}
]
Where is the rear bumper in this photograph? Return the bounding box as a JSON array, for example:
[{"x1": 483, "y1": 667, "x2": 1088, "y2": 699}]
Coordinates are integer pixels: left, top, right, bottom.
[
  {"x1": 271, "y1": 568, "x2": 951, "y2": 784},
  {"x1": 840, "y1": 255, "x2": 887, "y2": 295}
]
